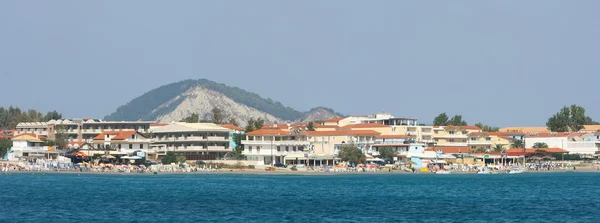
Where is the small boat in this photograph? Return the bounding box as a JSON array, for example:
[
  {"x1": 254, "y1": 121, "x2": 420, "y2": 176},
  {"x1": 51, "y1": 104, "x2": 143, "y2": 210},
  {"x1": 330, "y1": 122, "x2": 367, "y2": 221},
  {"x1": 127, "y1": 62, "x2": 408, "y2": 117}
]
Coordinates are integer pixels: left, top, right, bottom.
[
  {"x1": 508, "y1": 169, "x2": 524, "y2": 174},
  {"x1": 477, "y1": 170, "x2": 492, "y2": 174},
  {"x1": 435, "y1": 170, "x2": 451, "y2": 174}
]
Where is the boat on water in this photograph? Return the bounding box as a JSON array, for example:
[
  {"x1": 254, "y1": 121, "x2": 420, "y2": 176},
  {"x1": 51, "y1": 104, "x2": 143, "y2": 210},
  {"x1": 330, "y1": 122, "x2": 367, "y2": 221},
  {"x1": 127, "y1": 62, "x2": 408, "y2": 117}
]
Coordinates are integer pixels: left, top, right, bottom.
[
  {"x1": 435, "y1": 170, "x2": 451, "y2": 174},
  {"x1": 508, "y1": 169, "x2": 525, "y2": 174},
  {"x1": 477, "y1": 170, "x2": 492, "y2": 174}
]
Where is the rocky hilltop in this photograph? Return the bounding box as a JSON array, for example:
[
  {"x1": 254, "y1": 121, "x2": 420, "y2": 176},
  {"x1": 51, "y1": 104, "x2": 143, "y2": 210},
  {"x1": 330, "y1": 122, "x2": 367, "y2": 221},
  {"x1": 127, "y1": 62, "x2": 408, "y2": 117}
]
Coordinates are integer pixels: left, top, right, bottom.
[{"x1": 104, "y1": 79, "x2": 343, "y2": 126}]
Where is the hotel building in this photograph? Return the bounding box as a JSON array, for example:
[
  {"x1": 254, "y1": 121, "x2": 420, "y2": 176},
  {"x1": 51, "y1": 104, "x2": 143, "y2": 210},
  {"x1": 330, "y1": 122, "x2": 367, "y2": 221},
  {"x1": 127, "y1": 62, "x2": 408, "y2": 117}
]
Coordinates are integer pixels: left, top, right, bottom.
[
  {"x1": 150, "y1": 122, "x2": 232, "y2": 160},
  {"x1": 16, "y1": 119, "x2": 152, "y2": 142}
]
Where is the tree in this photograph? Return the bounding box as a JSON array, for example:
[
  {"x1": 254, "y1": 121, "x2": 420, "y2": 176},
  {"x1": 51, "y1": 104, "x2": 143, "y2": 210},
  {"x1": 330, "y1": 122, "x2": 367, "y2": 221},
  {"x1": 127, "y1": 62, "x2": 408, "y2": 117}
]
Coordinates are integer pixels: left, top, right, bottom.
[
  {"x1": 448, "y1": 115, "x2": 467, "y2": 126},
  {"x1": 161, "y1": 151, "x2": 177, "y2": 164},
  {"x1": 211, "y1": 107, "x2": 224, "y2": 124},
  {"x1": 337, "y1": 144, "x2": 366, "y2": 165},
  {"x1": 510, "y1": 139, "x2": 524, "y2": 149},
  {"x1": 584, "y1": 116, "x2": 599, "y2": 125},
  {"x1": 475, "y1": 122, "x2": 499, "y2": 132},
  {"x1": 180, "y1": 113, "x2": 200, "y2": 123},
  {"x1": 307, "y1": 122, "x2": 316, "y2": 131},
  {"x1": 433, "y1": 113, "x2": 449, "y2": 126},
  {"x1": 228, "y1": 117, "x2": 239, "y2": 126},
  {"x1": 230, "y1": 133, "x2": 245, "y2": 160},
  {"x1": 0, "y1": 139, "x2": 12, "y2": 158},
  {"x1": 378, "y1": 147, "x2": 396, "y2": 162},
  {"x1": 492, "y1": 144, "x2": 505, "y2": 152},
  {"x1": 547, "y1": 104, "x2": 589, "y2": 132},
  {"x1": 532, "y1": 142, "x2": 549, "y2": 148},
  {"x1": 53, "y1": 125, "x2": 68, "y2": 151},
  {"x1": 176, "y1": 155, "x2": 187, "y2": 164}
]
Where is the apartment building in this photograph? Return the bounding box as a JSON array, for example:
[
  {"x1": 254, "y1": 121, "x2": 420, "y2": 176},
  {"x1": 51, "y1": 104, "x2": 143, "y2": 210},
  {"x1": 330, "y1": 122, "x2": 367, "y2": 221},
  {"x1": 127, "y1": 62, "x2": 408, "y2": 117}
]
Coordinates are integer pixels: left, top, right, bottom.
[
  {"x1": 467, "y1": 132, "x2": 514, "y2": 152},
  {"x1": 16, "y1": 119, "x2": 153, "y2": 142},
  {"x1": 524, "y1": 132, "x2": 600, "y2": 154},
  {"x1": 242, "y1": 128, "x2": 309, "y2": 166},
  {"x1": 370, "y1": 135, "x2": 425, "y2": 157},
  {"x1": 305, "y1": 130, "x2": 380, "y2": 155},
  {"x1": 91, "y1": 130, "x2": 152, "y2": 157},
  {"x1": 150, "y1": 122, "x2": 232, "y2": 160},
  {"x1": 5, "y1": 133, "x2": 56, "y2": 161},
  {"x1": 433, "y1": 126, "x2": 482, "y2": 147}
]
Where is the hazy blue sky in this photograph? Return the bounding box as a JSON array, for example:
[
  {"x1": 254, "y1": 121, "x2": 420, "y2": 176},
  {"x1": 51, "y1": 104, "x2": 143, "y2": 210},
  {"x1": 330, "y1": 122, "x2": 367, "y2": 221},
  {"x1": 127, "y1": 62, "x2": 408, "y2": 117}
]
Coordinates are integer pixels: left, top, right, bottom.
[{"x1": 1, "y1": 1, "x2": 599, "y2": 126}]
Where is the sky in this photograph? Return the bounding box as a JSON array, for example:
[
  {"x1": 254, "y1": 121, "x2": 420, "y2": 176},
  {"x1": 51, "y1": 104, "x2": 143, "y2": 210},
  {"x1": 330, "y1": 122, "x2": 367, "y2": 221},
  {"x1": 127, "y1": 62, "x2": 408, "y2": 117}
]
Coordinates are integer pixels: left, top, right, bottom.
[{"x1": 1, "y1": 1, "x2": 599, "y2": 127}]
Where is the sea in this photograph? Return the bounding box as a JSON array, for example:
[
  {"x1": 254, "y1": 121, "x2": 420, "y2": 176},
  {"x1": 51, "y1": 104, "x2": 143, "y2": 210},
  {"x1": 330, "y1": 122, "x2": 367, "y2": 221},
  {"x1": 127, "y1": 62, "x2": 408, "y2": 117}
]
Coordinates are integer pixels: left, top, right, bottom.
[{"x1": 0, "y1": 172, "x2": 599, "y2": 222}]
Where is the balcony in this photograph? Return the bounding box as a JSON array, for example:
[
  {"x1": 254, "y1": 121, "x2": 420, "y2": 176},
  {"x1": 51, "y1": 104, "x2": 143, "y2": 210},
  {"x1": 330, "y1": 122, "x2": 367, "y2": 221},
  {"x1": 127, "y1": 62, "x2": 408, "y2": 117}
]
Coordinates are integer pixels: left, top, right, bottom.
[
  {"x1": 435, "y1": 134, "x2": 468, "y2": 139},
  {"x1": 207, "y1": 136, "x2": 228, "y2": 141},
  {"x1": 421, "y1": 132, "x2": 432, "y2": 136},
  {"x1": 436, "y1": 142, "x2": 468, "y2": 146},
  {"x1": 241, "y1": 140, "x2": 308, "y2": 146},
  {"x1": 468, "y1": 140, "x2": 492, "y2": 145}
]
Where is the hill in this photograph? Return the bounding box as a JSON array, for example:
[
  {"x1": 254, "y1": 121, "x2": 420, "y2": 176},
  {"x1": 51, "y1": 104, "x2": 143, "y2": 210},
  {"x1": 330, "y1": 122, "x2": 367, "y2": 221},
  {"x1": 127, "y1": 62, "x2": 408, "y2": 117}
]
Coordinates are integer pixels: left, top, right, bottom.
[{"x1": 104, "y1": 79, "x2": 343, "y2": 126}]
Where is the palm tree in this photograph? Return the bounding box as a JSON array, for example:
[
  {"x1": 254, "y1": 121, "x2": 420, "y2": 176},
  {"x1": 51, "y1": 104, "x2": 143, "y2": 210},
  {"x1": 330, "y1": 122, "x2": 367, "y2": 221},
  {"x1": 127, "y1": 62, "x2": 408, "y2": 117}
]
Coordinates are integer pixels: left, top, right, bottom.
[
  {"x1": 510, "y1": 139, "x2": 524, "y2": 149},
  {"x1": 492, "y1": 144, "x2": 505, "y2": 152},
  {"x1": 532, "y1": 142, "x2": 549, "y2": 148}
]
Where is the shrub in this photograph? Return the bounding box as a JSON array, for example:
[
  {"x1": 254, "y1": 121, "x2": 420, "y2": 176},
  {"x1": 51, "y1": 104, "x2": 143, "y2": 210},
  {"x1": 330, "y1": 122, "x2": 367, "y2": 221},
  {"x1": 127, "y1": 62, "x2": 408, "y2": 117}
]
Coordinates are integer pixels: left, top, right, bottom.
[
  {"x1": 248, "y1": 165, "x2": 255, "y2": 169},
  {"x1": 290, "y1": 166, "x2": 298, "y2": 171}
]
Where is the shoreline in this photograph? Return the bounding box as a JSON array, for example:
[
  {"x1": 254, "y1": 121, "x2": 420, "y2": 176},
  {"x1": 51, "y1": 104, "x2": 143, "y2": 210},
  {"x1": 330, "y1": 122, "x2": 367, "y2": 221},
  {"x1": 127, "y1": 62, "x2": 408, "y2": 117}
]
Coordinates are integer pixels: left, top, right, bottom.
[{"x1": 2, "y1": 168, "x2": 598, "y2": 176}]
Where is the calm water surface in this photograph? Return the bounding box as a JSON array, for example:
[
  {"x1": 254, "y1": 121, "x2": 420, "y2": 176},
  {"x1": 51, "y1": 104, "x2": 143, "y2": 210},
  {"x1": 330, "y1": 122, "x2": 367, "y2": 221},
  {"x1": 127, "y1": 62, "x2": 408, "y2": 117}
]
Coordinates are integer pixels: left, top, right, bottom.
[{"x1": 0, "y1": 172, "x2": 599, "y2": 222}]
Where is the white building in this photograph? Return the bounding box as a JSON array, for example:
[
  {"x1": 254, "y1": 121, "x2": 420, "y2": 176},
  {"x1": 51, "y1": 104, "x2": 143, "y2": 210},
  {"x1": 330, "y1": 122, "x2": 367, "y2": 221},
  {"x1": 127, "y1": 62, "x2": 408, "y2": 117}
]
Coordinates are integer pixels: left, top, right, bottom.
[
  {"x1": 5, "y1": 134, "x2": 57, "y2": 161},
  {"x1": 525, "y1": 132, "x2": 600, "y2": 154},
  {"x1": 150, "y1": 122, "x2": 232, "y2": 160},
  {"x1": 90, "y1": 130, "x2": 152, "y2": 158},
  {"x1": 242, "y1": 128, "x2": 309, "y2": 166}
]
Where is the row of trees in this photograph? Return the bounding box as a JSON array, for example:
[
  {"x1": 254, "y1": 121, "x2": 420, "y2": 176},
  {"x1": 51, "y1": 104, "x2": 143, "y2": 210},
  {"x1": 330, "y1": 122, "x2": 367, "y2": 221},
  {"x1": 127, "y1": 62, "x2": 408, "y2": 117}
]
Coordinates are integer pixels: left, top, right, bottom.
[
  {"x1": 433, "y1": 113, "x2": 467, "y2": 126},
  {"x1": 0, "y1": 106, "x2": 62, "y2": 129},
  {"x1": 546, "y1": 104, "x2": 598, "y2": 132},
  {"x1": 0, "y1": 139, "x2": 12, "y2": 158}
]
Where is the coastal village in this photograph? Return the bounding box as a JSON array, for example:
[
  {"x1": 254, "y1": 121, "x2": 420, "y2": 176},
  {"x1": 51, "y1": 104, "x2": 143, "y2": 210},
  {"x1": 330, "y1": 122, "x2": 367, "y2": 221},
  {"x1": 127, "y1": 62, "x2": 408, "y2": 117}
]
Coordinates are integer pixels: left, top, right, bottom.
[{"x1": 1, "y1": 112, "x2": 599, "y2": 173}]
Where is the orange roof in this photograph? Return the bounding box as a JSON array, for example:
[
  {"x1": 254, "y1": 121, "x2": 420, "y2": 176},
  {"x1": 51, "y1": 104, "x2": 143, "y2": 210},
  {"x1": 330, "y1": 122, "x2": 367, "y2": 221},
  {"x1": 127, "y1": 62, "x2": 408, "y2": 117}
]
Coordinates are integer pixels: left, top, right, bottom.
[
  {"x1": 500, "y1": 127, "x2": 549, "y2": 133},
  {"x1": 323, "y1": 117, "x2": 344, "y2": 122},
  {"x1": 93, "y1": 131, "x2": 137, "y2": 140},
  {"x1": 220, "y1": 124, "x2": 245, "y2": 131},
  {"x1": 342, "y1": 123, "x2": 388, "y2": 128},
  {"x1": 506, "y1": 148, "x2": 568, "y2": 153},
  {"x1": 525, "y1": 132, "x2": 571, "y2": 138},
  {"x1": 246, "y1": 129, "x2": 290, "y2": 136},
  {"x1": 425, "y1": 146, "x2": 470, "y2": 153},
  {"x1": 444, "y1": 125, "x2": 481, "y2": 130},
  {"x1": 305, "y1": 130, "x2": 380, "y2": 137},
  {"x1": 261, "y1": 124, "x2": 291, "y2": 129},
  {"x1": 150, "y1": 124, "x2": 168, "y2": 127},
  {"x1": 314, "y1": 125, "x2": 340, "y2": 129},
  {"x1": 376, "y1": 135, "x2": 413, "y2": 139}
]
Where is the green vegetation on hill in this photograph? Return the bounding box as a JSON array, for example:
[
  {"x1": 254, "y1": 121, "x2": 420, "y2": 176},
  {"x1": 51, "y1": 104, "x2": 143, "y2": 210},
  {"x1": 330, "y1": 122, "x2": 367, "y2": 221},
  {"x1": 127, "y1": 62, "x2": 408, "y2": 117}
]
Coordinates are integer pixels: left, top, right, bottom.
[
  {"x1": 104, "y1": 79, "x2": 342, "y2": 121},
  {"x1": 0, "y1": 106, "x2": 62, "y2": 129}
]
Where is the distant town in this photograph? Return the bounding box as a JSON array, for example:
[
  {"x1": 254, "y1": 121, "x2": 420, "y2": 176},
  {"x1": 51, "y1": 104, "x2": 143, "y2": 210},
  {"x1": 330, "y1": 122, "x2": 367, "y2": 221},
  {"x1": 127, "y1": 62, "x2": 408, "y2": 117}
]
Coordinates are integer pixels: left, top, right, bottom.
[{"x1": 2, "y1": 108, "x2": 599, "y2": 171}]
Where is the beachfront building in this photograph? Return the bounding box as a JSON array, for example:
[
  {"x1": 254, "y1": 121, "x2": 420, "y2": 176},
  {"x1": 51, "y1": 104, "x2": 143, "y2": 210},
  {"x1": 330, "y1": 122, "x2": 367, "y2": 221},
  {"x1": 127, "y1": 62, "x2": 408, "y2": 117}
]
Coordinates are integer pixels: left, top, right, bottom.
[
  {"x1": 150, "y1": 123, "x2": 232, "y2": 160},
  {"x1": 16, "y1": 119, "x2": 153, "y2": 142},
  {"x1": 467, "y1": 132, "x2": 515, "y2": 152},
  {"x1": 340, "y1": 123, "x2": 392, "y2": 135},
  {"x1": 5, "y1": 133, "x2": 57, "y2": 161},
  {"x1": 91, "y1": 130, "x2": 152, "y2": 157},
  {"x1": 305, "y1": 130, "x2": 380, "y2": 154},
  {"x1": 524, "y1": 132, "x2": 600, "y2": 154},
  {"x1": 242, "y1": 128, "x2": 309, "y2": 166},
  {"x1": 433, "y1": 126, "x2": 482, "y2": 147},
  {"x1": 220, "y1": 124, "x2": 245, "y2": 151},
  {"x1": 370, "y1": 135, "x2": 419, "y2": 156}
]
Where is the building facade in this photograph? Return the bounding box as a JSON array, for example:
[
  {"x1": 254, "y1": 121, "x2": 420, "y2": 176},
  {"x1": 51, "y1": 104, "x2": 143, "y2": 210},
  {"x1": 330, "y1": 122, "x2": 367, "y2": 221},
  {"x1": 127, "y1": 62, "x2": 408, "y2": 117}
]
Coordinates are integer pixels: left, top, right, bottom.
[{"x1": 150, "y1": 123, "x2": 232, "y2": 160}]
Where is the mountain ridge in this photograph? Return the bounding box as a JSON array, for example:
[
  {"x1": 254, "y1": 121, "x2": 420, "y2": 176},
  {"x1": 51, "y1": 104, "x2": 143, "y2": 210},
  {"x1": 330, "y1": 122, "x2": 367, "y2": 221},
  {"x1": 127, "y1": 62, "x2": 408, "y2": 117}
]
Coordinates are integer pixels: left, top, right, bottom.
[{"x1": 104, "y1": 79, "x2": 343, "y2": 125}]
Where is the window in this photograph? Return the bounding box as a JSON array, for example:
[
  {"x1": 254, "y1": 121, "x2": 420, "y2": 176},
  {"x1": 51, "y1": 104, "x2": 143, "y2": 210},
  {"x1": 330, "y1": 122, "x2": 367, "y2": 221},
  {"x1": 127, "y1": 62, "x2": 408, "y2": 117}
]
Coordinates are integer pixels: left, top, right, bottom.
[
  {"x1": 471, "y1": 137, "x2": 476, "y2": 141},
  {"x1": 129, "y1": 144, "x2": 133, "y2": 149},
  {"x1": 249, "y1": 146, "x2": 252, "y2": 152},
  {"x1": 139, "y1": 144, "x2": 143, "y2": 149},
  {"x1": 485, "y1": 137, "x2": 491, "y2": 141},
  {"x1": 449, "y1": 139, "x2": 455, "y2": 142},
  {"x1": 277, "y1": 146, "x2": 280, "y2": 152},
  {"x1": 257, "y1": 146, "x2": 260, "y2": 152},
  {"x1": 449, "y1": 131, "x2": 455, "y2": 134},
  {"x1": 286, "y1": 146, "x2": 289, "y2": 152},
  {"x1": 462, "y1": 131, "x2": 468, "y2": 134},
  {"x1": 471, "y1": 146, "x2": 476, "y2": 149}
]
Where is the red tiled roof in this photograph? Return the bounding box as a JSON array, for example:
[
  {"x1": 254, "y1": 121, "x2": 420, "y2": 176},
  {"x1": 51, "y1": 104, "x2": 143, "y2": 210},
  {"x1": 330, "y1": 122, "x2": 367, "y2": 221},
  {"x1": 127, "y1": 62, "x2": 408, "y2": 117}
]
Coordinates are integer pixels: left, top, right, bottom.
[
  {"x1": 314, "y1": 125, "x2": 340, "y2": 129},
  {"x1": 444, "y1": 125, "x2": 481, "y2": 130},
  {"x1": 525, "y1": 132, "x2": 571, "y2": 138},
  {"x1": 425, "y1": 146, "x2": 470, "y2": 154},
  {"x1": 376, "y1": 135, "x2": 413, "y2": 139},
  {"x1": 220, "y1": 124, "x2": 245, "y2": 131},
  {"x1": 342, "y1": 123, "x2": 388, "y2": 128},
  {"x1": 305, "y1": 130, "x2": 380, "y2": 137},
  {"x1": 261, "y1": 124, "x2": 291, "y2": 129},
  {"x1": 323, "y1": 117, "x2": 344, "y2": 122},
  {"x1": 246, "y1": 129, "x2": 290, "y2": 136},
  {"x1": 93, "y1": 131, "x2": 137, "y2": 140},
  {"x1": 506, "y1": 148, "x2": 568, "y2": 153}
]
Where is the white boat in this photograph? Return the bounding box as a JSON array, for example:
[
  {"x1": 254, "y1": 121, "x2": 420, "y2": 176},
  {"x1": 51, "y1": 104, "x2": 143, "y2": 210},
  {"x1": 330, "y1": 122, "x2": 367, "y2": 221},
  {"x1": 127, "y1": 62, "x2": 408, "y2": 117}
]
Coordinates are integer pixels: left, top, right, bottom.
[
  {"x1": 477, "y1": 170, "x2": 492, "y2": 174},
  {"x1": 435, "y1": 170, "x2": 451, "y2": 174},
  {"x1": 508, "y1": 169, "x2": 525, "y2": 174}
]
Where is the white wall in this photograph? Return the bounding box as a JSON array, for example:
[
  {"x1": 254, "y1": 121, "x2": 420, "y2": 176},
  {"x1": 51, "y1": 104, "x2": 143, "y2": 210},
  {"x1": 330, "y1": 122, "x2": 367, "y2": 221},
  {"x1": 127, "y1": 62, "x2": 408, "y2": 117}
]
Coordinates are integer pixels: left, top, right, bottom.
[{"x1": 525, "y1": 137, "x2": 566, "y2": 148}]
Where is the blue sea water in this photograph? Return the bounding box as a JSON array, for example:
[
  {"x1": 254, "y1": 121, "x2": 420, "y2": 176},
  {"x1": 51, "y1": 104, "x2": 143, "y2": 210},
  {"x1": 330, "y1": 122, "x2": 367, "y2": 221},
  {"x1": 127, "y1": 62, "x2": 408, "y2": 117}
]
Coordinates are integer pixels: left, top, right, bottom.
[{"x1": 0, "y1": 172, "x2": 599, "y2": 222}]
